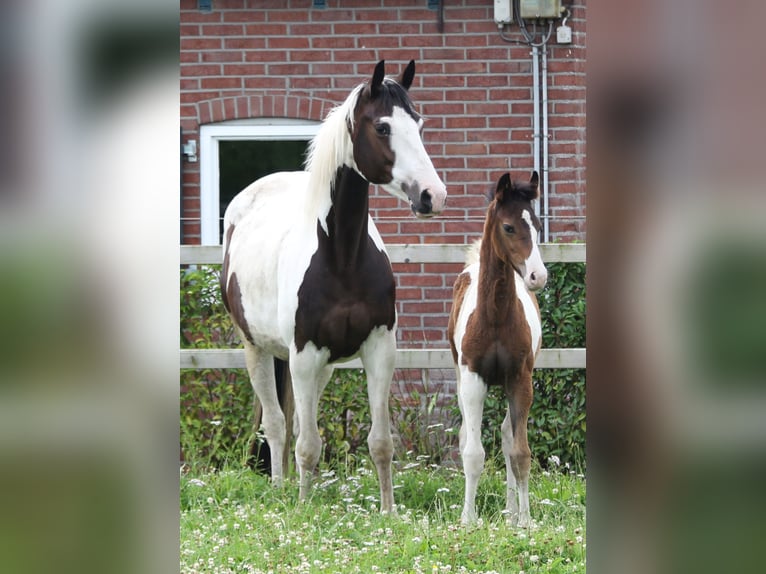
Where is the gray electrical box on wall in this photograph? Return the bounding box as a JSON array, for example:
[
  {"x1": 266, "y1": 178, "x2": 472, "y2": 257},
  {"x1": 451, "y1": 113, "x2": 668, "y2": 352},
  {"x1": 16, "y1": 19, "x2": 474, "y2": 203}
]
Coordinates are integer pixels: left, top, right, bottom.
[
  {"x1": 519, "y1": 0, "x2": 563, "y2": 19},
  {"x1": 494, "y1": 0, "x2": 513, "y2": 24}
]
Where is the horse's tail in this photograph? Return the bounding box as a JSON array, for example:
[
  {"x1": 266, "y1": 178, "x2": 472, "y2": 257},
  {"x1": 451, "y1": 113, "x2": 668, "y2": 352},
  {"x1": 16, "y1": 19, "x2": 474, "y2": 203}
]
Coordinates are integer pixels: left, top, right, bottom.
[{"x1": 464, "y1": 239, "x2": 482, "y2": 267}]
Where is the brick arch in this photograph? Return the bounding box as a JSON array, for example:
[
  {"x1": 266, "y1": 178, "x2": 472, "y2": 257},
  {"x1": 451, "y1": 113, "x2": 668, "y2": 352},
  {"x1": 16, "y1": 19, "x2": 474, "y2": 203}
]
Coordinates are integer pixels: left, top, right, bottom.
[{"x1": 195, "y1": 92, "x2": 339, "y2": 125}]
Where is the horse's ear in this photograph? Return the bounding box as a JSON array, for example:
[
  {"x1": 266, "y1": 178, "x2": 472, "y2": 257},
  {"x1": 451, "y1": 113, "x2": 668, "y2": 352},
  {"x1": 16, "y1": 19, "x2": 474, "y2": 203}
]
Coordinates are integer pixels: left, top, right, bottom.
[
  {"x1": 371, "y1": 60, "x2": 385, "y2": 98},
  {"x1": 495, "y1": 173, "x2": 512, "y2": 203},
  {"x1": 530, "y1": 170, "x2": 539, "y2": 189},
  {"x1": 399, "y1": 60, "x2": 416, "y2": 91}
]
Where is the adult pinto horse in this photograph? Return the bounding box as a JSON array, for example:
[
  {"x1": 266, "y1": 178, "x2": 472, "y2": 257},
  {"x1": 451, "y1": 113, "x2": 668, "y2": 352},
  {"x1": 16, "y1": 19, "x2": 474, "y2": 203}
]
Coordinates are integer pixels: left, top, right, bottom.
[
  {"x1": 221, "y1": 61, "x2": 447, "y2": 512},
  {"x1": 448, "y1": 171, "x2": 547, "y2": 526}
]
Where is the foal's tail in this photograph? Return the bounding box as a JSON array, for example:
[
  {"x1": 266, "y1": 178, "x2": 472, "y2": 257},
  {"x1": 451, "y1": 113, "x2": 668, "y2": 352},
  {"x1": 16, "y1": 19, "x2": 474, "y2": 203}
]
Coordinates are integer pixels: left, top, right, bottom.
[{"x1": 464, "y1": 240, "x2": 482, "y2": 267}]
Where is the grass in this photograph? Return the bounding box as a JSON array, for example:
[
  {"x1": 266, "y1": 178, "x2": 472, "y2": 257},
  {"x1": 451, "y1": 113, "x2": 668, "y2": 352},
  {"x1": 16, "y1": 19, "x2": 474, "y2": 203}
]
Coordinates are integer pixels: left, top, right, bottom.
[{"x1": 180, "y1": 455, "x2": 586, "y2": 573}]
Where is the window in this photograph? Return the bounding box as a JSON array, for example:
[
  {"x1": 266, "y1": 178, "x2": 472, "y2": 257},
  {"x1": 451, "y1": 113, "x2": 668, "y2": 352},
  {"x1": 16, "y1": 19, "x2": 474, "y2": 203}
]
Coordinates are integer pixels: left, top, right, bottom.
[{"x1": 199, "y1": 120, "x2": 321, "y2": 245}]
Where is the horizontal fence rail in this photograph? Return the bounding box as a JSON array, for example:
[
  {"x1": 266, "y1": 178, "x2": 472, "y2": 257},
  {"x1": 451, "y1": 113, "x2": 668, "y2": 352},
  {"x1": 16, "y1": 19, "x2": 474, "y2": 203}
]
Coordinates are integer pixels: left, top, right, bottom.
[
  {"x1": 181, "y1": 243, "x2": 586, "y2": 266},
  {"x1": 181, "y1": 347, "x2": 585, "y2": 370},
  {"x1": 180, "y1": 243, "x2": 586, "y2": 370}
]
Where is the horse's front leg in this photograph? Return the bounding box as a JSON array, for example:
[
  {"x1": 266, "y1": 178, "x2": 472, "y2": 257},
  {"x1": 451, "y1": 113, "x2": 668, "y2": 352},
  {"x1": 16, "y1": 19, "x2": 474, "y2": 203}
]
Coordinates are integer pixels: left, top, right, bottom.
[
  {"x1": 501, "y1": 407, "x2": 520, "y2": 524},
  {"x1": 359, "y1": 326, "x2": 396, "y2": 513},
  {"x1": 458, "y1": 367, "x2": 487, "y2": 525},
  {"x1": 507, "y1": 374, "x2": 533, "y2": 528},
  {"x1": 290, "y1": 343, "x2": 333, "y2": 501}
]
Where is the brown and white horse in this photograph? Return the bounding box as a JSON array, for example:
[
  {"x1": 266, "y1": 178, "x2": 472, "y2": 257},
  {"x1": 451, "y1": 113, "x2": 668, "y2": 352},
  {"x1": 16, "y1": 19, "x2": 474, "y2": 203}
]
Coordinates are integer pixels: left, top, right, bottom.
[
  {"x1": 220, "y1": 61, "x2": 447, "y2": 512},
  {"x1": 448, "y1": 171, "x2": 547, "y2": 526}
]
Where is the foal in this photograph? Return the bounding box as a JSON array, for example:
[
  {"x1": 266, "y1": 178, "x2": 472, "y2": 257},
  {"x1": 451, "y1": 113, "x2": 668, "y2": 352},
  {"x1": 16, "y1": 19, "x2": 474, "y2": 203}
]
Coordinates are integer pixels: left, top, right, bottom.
[{"x1": 448, "y1": 171, "x2": 548, "y2": 526}]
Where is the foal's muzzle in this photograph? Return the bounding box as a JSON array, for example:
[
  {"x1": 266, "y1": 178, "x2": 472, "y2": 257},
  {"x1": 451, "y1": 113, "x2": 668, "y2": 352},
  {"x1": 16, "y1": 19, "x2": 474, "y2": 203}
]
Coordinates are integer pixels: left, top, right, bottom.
[{"x1": 525, "y1": 267, "x2": 548, "y2": 292}]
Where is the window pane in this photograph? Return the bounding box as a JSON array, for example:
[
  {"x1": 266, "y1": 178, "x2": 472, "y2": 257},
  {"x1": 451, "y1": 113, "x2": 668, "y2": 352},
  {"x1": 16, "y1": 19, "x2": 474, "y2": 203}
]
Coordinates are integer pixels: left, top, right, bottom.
[{"x1": 218, "y1": 140, "x2": 309, "y2": 240}]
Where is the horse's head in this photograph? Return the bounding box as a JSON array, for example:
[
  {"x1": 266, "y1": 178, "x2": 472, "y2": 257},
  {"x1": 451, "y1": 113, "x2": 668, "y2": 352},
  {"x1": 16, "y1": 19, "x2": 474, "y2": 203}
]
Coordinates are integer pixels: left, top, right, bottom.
[
  {"x1": 350, "y1": 60, "x2": 447, "y2": 218},
  {"x1": 489, "y1": 171, "x2": 548, "y2": 291}
]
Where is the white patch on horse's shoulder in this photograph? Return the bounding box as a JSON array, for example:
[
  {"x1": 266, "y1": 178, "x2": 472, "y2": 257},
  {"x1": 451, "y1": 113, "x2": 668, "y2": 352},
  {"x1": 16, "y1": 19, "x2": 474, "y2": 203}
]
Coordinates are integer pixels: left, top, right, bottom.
[
  {"x1": 367, "y1": 216, "x2": 388, "y2": 254},
  {"x1": 515, "y1": 272, "x2": 542, "y2": 354}
]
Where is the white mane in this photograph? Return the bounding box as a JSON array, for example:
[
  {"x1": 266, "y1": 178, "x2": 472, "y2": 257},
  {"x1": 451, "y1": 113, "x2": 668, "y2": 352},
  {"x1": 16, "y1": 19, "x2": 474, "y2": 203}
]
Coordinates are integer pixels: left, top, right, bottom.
[
  {"x1": 303, "y1": 84, "x2": 364, "y2": 225},
  {"x1": 303, "y1": 78, "x2": 410, "y2": 229}
]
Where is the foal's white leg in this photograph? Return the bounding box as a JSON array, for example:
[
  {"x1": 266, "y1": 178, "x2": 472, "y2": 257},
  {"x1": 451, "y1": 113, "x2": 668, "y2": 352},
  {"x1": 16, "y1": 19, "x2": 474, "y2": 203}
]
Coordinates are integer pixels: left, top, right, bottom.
[
  {"x1": 289, "y1": 344, "x2": 331, "y2": 501},
  {"x1": 243, "y1": 341, "x2": 285, "y2": 485},
  {"x1": 359, "y1": 326, "x2": 396, "y2": 513},
  {"x1": 458, "y1": 368, "x2": 487, "y2": 525}
]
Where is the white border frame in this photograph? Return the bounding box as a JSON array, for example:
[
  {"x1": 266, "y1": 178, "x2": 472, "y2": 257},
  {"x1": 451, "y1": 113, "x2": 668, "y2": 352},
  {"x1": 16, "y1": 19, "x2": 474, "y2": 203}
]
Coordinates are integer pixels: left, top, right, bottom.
[{"x1": 199, "y1": 122, "x2": 321, "y2": 245}]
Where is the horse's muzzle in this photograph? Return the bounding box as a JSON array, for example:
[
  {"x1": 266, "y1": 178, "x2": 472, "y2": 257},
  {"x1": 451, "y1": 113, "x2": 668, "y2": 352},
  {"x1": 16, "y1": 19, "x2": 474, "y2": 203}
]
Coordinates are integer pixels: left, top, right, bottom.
[
  {"x1": 404, "y1": 181, "x2": 446, "y2": 218},
  {"x1": 525, "y1": 268, "x2": 548, "y2": 292}
]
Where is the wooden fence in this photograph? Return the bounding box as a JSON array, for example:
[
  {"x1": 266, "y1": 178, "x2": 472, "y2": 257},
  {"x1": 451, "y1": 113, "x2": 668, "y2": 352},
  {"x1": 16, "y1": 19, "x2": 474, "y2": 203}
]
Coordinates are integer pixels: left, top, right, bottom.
[{"x1": 180, "y1": 243, "x2": 586, "y2": 370}]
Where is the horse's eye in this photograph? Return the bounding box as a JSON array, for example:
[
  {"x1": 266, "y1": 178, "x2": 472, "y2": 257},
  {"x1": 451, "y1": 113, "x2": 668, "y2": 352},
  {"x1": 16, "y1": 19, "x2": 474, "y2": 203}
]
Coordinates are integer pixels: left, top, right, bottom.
[
  {"x1": 503, "y1": 224, "x2": 515, "y2": 234},
  {"x1": 375, "y1": 123, "x2": 390, "y2": 136}
]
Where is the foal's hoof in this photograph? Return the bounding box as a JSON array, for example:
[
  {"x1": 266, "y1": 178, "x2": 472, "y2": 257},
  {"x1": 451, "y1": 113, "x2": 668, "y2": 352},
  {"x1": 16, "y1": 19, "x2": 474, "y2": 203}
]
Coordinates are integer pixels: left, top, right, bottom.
[{"x1": 460, "y1": 512, "x2": 478, "y2": 526}]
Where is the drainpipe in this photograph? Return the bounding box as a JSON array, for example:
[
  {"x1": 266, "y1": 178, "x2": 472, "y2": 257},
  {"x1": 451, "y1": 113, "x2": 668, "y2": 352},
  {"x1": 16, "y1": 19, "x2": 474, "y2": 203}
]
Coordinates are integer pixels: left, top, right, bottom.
[
  {"x1": 531, "y1": 44, "x2": 541, "y2": 223},
  {"x1": 541, "y1": 44, "x2": 550, "y2": 243}
]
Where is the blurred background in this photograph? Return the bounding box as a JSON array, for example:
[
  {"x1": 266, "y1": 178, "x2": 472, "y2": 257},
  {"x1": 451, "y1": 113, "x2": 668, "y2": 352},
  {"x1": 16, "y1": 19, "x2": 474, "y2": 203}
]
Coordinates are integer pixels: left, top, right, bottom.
[
  {"x1": 587, "y1": 0, "x2": 766, "y2": 573},
  {"x1": 0, "y1": 1, "x2": 178, "y2": 573},
  {"x1": 0, "y1": 1, "x2": 764, "y2": 573}
]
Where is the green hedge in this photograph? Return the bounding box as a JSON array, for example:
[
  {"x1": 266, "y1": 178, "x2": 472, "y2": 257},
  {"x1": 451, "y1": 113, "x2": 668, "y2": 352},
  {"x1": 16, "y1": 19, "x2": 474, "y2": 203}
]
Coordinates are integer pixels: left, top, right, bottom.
[{"x1": 180, "y1": 261, "x2": 586, "y2": 472}]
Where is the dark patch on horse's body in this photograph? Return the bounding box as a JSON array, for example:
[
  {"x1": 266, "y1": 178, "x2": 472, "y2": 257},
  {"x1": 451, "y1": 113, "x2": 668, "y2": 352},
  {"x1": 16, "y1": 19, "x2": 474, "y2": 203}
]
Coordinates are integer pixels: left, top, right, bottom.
[
  {"x1": 462, "y1": 316, "x2": 534, "y2": 389},
  {"x1": 226, "y1": 272, "x2": 254, "y2": 345},
  {"x1": 221, "y1": 224, "x2": 254, "y2": 343},
  {"x1": 220, "y1": 224, "x2": 236, "y2": 313},
  {"x1": 295, "y1": 166, "x2": 396, "y2": 362}
]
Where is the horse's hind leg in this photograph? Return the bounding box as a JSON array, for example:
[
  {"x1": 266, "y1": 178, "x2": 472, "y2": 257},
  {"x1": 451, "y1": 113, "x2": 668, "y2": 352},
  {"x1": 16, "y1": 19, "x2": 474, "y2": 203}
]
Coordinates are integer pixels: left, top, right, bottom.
[
  {"x1": 243, "y1": 341, "x2": 286, "y2": 485},
  {"x1": 360, "y1": 327, "x2": 396, "y2": 513},
  {"x1": 505, "y1": 376, "x2": 533, "y2": 527}
]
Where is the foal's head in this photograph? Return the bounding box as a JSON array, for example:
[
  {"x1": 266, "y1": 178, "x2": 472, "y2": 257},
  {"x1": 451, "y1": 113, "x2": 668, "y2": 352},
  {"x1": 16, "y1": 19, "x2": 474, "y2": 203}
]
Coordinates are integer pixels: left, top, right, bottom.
[
  {"x1": 488, "y1": 171, "x2": 548, "y2": 292},
  {"x1": 350, "y1": 60, "x2": 447, "y2": 217}
]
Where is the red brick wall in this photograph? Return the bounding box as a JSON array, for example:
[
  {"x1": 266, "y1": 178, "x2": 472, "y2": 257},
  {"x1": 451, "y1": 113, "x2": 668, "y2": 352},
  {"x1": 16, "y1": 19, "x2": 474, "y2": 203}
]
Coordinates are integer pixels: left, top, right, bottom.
[{"x1": 180, "y1": 0, "x2": 586, "y2": 351}]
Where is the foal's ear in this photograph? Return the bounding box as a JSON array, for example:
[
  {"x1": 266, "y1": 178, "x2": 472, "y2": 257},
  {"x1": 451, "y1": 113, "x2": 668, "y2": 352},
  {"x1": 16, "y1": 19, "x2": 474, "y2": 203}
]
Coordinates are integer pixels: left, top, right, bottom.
[
  {"x1": 494, "y1": 173, "x2": 512, "y2": 203},
  {"x1": 529, "y1": 170, "x2": 539, "y2": 189},
  {"x1": 371, "y1": 60, "x2": 386, "y2": 98},
  {"x1": 398, "y1": 60, "x2": 416, "y2": 91}
]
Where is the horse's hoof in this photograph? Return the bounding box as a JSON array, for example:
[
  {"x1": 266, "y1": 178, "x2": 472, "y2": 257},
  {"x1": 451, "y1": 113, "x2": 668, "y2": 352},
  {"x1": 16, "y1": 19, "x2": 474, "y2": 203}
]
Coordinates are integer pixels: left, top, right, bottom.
[{"x1": 517, "y1": 514, "x2": 532, "y2": 529}]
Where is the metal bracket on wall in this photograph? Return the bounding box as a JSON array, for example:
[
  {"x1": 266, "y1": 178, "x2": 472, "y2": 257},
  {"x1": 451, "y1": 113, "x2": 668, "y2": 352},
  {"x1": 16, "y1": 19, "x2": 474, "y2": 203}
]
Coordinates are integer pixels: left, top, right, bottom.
[
  {"x1": 198, "y1": 0, "x2": 211, "y2": 12},
  {"x1": 183, "y1": 140, "x2": 197, "y2": 163}
]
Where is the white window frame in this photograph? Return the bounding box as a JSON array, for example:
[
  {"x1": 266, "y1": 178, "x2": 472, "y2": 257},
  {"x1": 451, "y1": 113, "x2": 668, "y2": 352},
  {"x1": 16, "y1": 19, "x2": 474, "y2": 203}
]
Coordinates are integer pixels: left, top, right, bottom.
[{"x1": 199, "y1": 120, "x2": 321, "y2": 245}]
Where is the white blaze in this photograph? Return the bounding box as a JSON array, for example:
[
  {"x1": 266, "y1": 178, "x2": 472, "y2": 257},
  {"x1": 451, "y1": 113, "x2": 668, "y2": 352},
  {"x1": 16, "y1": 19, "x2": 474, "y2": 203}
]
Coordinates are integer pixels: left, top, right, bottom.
[
  {"x1": 379, "y1": 107, "x2": 447, "y2": 213},
  {"x1": 521, "y1": 209, "x2": 547, "y2": 291}
]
